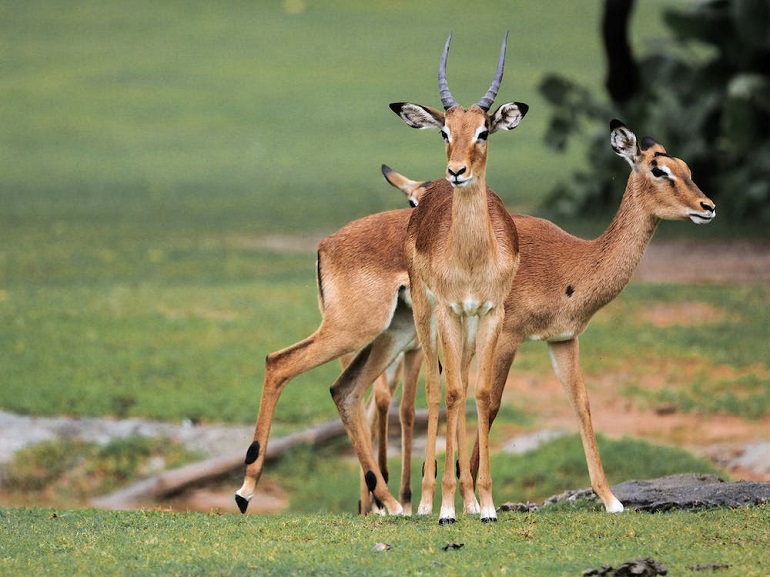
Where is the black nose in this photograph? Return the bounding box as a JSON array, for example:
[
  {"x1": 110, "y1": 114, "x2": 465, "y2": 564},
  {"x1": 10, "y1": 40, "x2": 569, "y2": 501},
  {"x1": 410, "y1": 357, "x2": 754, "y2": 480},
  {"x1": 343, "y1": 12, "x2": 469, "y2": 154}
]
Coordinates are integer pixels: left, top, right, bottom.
[
  {"x1": 448, "y1": 166, "x2": 466, "y2": 178},
  {"x1": 700, "y1": 201, "x2": 715, "y2": 213}
]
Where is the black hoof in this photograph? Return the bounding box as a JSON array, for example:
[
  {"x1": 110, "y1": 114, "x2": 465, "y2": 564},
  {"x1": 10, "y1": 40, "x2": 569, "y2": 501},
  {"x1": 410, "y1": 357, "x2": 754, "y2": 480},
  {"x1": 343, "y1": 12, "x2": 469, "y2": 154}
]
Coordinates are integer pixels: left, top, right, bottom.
[
  {"x1": 481, "y1": 517, "x2": 497, "y2": 523},
  {"x1": 438, "y1": 517, "x2": 456, "y2": 525},
  {"x1": 235, "y1": 494, "x2": 249, "y2": 514}
]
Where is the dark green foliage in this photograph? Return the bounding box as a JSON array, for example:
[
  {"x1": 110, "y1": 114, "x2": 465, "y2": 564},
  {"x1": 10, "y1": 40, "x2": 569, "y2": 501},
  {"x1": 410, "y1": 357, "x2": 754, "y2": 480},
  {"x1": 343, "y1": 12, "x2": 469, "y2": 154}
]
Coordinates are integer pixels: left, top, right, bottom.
[{"x1": 541, "y1": 0, "x2": 770, "y2": 222}]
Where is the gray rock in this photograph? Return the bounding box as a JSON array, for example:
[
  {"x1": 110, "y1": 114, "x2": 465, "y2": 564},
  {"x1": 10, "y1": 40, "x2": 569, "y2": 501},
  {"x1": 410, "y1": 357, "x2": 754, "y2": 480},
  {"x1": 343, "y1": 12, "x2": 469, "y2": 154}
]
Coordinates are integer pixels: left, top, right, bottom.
[
  {"x1": 499, "y1": 473, "x2": 770, "y2": 513},
  {"x1": 612, "y1": 473, "x2": 770, "y2": 512}
]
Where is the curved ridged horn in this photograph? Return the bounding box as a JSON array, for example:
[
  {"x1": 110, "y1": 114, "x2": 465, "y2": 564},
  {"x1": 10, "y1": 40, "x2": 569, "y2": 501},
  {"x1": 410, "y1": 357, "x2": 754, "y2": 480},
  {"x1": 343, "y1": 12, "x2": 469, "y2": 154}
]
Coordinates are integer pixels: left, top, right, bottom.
[
  {"x1": 438, "y1": 33, "x2": 458, "y2": 110},
  {"x1": 476, "y1": 32, "x2": 508, "y2": 111}
]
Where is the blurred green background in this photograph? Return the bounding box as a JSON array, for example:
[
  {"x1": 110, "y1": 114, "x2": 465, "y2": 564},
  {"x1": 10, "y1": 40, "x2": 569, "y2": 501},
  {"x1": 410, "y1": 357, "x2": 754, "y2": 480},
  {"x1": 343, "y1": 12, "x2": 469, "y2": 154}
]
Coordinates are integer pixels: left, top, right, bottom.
[{"x1": 1, "y1": 0, "x2": 766, "y2": 427}]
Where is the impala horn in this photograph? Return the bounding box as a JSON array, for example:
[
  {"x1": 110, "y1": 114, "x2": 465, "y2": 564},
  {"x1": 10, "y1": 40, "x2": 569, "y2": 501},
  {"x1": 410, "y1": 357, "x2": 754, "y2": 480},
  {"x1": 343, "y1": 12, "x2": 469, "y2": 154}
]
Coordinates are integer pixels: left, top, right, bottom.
[
  {"x1": 438, "y1": 33, "x2": 458, "y2": 110},
  {"x1": 476, "y1": 31, "x2": 508, "y2": 111}
]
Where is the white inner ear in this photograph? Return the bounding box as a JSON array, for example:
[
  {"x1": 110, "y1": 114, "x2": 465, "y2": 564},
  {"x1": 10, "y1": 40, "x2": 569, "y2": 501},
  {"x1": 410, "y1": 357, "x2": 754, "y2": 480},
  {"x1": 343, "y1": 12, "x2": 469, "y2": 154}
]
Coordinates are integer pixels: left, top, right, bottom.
[{"x1": 401, "y1": 104, "x2": 443, "y2": 130}]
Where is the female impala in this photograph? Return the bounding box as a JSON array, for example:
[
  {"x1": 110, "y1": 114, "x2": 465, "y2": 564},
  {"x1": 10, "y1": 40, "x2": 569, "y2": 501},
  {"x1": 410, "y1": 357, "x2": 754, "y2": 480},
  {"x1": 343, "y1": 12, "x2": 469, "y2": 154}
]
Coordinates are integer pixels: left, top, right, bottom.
[{"x1": 391, "y1": 32, "x2": 527, "y2": 524}]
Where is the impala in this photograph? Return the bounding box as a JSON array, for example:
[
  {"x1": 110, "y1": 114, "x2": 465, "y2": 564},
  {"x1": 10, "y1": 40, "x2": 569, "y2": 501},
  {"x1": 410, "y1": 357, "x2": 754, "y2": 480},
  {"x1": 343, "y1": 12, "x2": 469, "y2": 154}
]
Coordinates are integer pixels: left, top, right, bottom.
[{"x1": 391, "y1": 32, "x2": 527, "y2": 524}]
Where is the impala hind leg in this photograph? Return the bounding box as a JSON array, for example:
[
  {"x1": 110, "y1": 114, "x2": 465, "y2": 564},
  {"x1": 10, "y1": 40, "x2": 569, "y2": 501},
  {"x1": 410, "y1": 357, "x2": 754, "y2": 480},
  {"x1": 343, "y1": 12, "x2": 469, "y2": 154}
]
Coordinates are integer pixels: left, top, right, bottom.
[
  {"x1": 359, "y1": 359, "x2": 400, "y2": 515},
  {"x1": 398, "y1": 347, "x2": 422, "y2": 515},
  {"x1": 547, "y1": 338, "x2": 624, "y2": 513},
  {"x1": 330, "y1": 303, "x2": 417, "y2": 516},
  {"x1": 235, "y1": 329, "x2": 361, "y2": 514}
]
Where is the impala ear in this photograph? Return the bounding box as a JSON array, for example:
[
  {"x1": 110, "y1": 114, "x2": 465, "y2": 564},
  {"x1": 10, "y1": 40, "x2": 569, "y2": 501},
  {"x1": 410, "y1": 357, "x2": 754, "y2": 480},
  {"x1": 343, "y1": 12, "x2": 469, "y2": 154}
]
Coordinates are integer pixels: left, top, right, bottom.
[
  {"x1": 489, "y1": 102, "x2": 528, "y2": 133},
  {"x1": 389, "y1": 102, "x2": 445, "y2": 130},
  {"x1": 609, "y1": 118, "x2": 639, "y2": 166}
]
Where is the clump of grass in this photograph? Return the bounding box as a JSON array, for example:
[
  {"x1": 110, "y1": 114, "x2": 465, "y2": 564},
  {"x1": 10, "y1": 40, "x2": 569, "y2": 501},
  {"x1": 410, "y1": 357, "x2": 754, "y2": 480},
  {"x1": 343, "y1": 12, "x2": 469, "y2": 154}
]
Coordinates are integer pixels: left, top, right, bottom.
[{"x1": 3, "y1": 436, "x2": 201, "y2": 504}]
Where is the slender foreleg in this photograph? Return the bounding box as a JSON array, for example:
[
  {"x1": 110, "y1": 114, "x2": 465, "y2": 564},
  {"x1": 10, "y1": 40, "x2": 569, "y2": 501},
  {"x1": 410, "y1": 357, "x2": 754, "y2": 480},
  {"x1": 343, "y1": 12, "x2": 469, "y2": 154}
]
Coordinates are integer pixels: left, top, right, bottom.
[
  {"x1": 436, "y1": 307, "x2": 464, "y2": 524},
  {"x1": 456, "y1": 317, "x2": 480, "y2": 515},
  {"x1": 412, "y1": 283, "x2": 441, "y2": 517},
  {"x1": 472, "y1": 309, "x2": 505, "y2": 522}
]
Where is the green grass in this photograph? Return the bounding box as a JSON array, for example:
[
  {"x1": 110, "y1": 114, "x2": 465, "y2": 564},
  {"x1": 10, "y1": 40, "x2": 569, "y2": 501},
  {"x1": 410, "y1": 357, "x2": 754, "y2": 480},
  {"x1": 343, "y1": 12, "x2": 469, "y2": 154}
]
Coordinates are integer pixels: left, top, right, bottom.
[
  {"x1": 2, "y1": 270, "x2": 768, "y2": 424},
  {"x1": 1, "y1": 505, "x2": 768, "y2": 576}
]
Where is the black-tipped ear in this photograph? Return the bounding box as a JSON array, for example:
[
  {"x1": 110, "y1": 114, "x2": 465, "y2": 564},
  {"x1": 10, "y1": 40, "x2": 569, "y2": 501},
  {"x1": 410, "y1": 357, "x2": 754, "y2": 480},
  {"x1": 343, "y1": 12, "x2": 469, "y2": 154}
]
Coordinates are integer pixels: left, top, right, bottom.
[
  {"x1": 610, "y1": 118, "x2": 626, "y2": 131},
  {"x1": 381, "y1": 164, "x2": 392, "y2": 177},
  {"x1": 640, "y1": 136, "x2": 659, "y2": 150}
]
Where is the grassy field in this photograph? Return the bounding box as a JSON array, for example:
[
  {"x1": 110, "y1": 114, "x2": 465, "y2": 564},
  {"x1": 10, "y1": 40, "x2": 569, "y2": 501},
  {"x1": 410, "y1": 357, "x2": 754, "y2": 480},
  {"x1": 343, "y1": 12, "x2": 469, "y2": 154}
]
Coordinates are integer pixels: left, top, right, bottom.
[{"x1": 2, "y1": 505, "x2": 769, "y2": 576}]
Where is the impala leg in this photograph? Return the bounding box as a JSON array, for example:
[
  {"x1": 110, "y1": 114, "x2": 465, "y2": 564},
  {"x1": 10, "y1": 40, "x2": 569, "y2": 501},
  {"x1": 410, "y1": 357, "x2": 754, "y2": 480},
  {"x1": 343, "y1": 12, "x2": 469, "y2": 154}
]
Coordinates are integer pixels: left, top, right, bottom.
[
  {"x1": 547, "y1": 338, "x2": 624, "y2": 513},
  {"x1": 473, "y1": 309, "x2": 505, "y2": 522},
  {"x1": 413, "y1": 286, "x2": 440, "y2": 517},
  {"x1": 470, "y1": 333, "x2": 521, "y2": 483},
  {"x1": 398, "y1": 347, "x2": 422, "y2": 516},
  {"x1": 235, "y1": 328, "x2": 360, "y2": 513},
  {"x1": 358, "y1": 376, "x2": 381, "y2": 515},
  {"x1": 342, "y1": 354, "x2": 376, "y2": 515},
  {"x1": 330, "y1": 303, "x2": 416, "y2": 516},
  {"x1": 436, "y1": 307, "x2": 464, "y2": 524},
  {"x1": 376, "y1": 359, "x2": 400, "y2": 486},
  {"x1": 365, "y1": 361, "x2": 399, "y2": 515},
  {"x1": 456, "y1": 317, "x2": 480, "y2": 515}
]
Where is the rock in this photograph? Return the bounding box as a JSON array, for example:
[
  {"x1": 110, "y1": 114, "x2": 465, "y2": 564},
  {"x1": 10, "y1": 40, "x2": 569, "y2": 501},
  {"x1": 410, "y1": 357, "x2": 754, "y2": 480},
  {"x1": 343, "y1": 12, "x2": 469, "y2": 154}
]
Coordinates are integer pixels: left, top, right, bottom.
[
  {"x1": 611, "y1": 473, "x2": 770, "y2": 512},
  {"x1": 499, "y1": 473, "x2": 770, "y2": 513}
]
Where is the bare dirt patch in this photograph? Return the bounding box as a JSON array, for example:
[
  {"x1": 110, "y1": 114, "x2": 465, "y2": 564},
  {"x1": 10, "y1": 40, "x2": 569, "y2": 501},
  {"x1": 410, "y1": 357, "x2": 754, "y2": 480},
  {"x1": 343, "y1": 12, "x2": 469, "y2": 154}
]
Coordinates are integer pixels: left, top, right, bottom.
[
  {"x1": 634, "y1": 239, "x2": 770, "y2": 284},
  {"x1": 635, "y1": 301, "x2": 730, "y2": 327}
]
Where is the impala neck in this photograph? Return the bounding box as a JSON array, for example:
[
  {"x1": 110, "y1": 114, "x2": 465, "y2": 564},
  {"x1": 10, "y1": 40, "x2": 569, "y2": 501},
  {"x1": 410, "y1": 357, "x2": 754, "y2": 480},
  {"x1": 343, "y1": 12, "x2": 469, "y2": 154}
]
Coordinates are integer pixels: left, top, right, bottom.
[
  {"x1": 448, "y1": 177, "x2": 495, "y2": 260},
  {"x1": 590, "y1": 175, "x2": 660, "y2": 301}
]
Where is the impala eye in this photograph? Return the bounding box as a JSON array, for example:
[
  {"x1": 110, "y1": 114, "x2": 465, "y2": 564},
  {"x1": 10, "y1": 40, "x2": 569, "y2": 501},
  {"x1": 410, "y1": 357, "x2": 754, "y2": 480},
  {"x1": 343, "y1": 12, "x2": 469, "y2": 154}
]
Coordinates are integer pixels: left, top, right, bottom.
[
  {"x1": 477, "y1": 130, "x2": 489, "y2": 141},
  {"x1": 440, "y1": 130, "x2": 449, "y2": 142},
  {"x1": 651, "y1": 166, "x2": 667, "y2": 178}
]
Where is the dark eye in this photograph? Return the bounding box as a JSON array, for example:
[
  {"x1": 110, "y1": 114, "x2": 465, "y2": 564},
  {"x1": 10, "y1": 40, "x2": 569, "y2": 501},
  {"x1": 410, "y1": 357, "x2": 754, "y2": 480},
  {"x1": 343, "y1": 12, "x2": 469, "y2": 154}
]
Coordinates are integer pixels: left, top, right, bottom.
[
  {"x1": 651, "y1": 166, "x2": 667, "y2": 178},
  {"x1": 477, "y1": 130, "x2": 489, "y2": 141},
  {"x1": 440, "y1": 130, "x2": 449, "y2": 142}
]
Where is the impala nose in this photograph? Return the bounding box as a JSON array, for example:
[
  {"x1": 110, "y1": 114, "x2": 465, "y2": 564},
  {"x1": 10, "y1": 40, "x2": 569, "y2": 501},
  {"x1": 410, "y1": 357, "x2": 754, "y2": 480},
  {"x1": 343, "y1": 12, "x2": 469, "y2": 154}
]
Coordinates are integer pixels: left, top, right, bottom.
[
  {"x1": 448, "y1": 166, "x2": 466, "y2": 178},
  {"x1": 700, "y1": 201, "x2": 715, "y2": 213}
]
